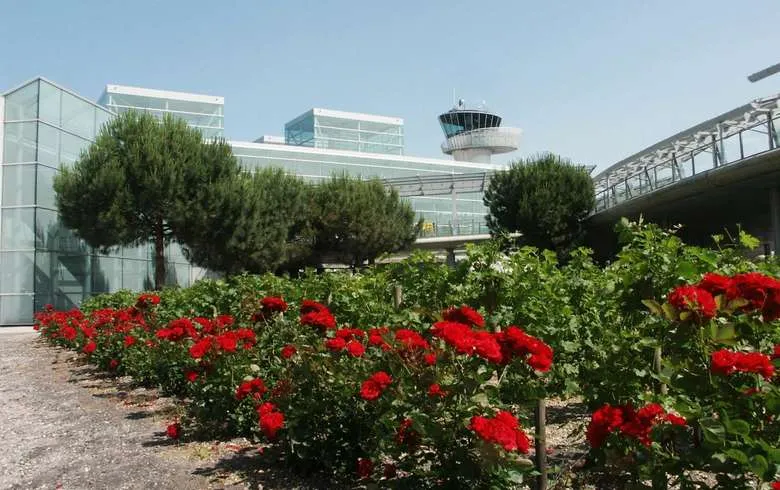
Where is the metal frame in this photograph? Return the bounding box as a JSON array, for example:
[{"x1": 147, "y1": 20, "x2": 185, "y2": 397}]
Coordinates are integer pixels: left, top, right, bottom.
[
  {"x1": 594, "y1": 93, "x2": 780, "y2": 193},
  {"x1": 594, "y1": 93, "x2": 780, "y2": 213}
]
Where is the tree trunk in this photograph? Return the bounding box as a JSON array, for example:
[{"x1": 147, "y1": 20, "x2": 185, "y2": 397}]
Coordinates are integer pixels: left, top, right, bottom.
[{"x1": 154, "y1": 217, "x2": 166, "y2": 290}]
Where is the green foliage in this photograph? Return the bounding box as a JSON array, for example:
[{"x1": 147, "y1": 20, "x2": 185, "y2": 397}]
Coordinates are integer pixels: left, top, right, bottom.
[
  {"x1": 175, "y1": 168, "x2": 313, "y2": 275},
  {"x1": 54, "y1": 111, "x2": 240, "y2": 288},
  {"x1": 49, "y1": 218, "x2": 780, "y2": 488},
  {"x1": 311, "y1": 174, "x2": 419, "y2": 267},
  {"x1": 483, "y1": 153, "x2": 595, "y2": 257}
]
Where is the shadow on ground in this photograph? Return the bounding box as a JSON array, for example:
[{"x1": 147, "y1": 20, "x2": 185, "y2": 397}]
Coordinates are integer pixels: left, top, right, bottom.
[{"x1": 193, "y1": 448, "x2": 343, "y2": 490}]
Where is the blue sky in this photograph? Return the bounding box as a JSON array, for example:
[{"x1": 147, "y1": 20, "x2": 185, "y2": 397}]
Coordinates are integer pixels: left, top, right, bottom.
[{"x1": 2, "y1": 0, "x2": 779, "y2": 171}]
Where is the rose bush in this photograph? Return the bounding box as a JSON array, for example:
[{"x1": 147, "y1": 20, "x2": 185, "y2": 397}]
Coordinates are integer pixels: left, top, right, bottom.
[
  {"x1": 34, "y1": 220, "x2": 780, "y2": 488},
  {"x1": 585, "y1": 272, "x2": 780, "y2": 488},
  {"x1": 35, "y1": 295, "x2": 551, "y2": 488}
]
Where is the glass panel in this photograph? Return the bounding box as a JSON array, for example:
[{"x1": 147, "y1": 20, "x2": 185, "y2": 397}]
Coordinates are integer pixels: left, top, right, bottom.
[
  {"x1": 0, "y1": 251, "x2": 34, "y2": 293},
  {"x1": 3, "y1": 122, "x2": 37, "y2": 163},
  {"x1": 2, "y1": 165, "x2": 36, "y2": 206},
  {"x1": 122, "y1": 243, "x2": 151, "y2": 260},
  {"x1": 35, "y1": 208, "x2": 87, "y2": 253},
  {"x1": 36, "y1": 165, "x2": 57, "y2": 209},
  {"x1": 44, "y1": 252, "x2": 91, "y2": 311},
  {"x1": 36, "y1": 123, "x2": 60, "y2": 167},
  {"x1": 95, "y1": 109, "x2": 112, "y2": 135},
  {"x1": 4, "y1": 80, "x2": 38, "y2": 121},
  {"x1": 122, "y1": 259, "x2": 152, "y2": 291},
  {"x1": 0, "y1": 295, "x2": 34, "y2": 324},
  {"x1": 1, "y1": 208, "x2": 35, "y2": 249},
  {"x1": 38, "y1": 80, "x2": 62, "y2": 126},
  {"x1": 60, "y1": 132, "x2": 89, "y2": 167},
  {"x1": 60, "y1": 91, "x2": 95, "y2": 139},
  {"x1": 166, "y1": 261, "x2": 190, "y2": 286},
  {"x1": 92, "y1": 255, "x2": 122, "y2": 293}
]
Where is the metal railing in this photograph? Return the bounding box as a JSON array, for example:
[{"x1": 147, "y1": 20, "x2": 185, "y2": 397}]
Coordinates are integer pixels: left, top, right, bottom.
[
  {"x1": 594, "y1": 111, "x2": 780, "y2": 213},
  {"x1": 417, "y1": 221, "x2": 491, "y2": 238},
  {"x1": 440, "y1": 127, "x2": 522, "y2": 154}
]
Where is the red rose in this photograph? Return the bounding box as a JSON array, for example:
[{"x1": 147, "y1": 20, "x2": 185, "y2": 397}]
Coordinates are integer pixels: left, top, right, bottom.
[
  {"x1": 184, "y1": 370, "x2": 199, "y2": 383},
  {"x1": 665, "y1": 413, "x2": 687, "y2": 426},
  {"x1": 427, "y1": 383, "x2": 446, "y2": 398},
  {"x1": 109, "y1": 359, "x2": 120, "y2": 370},
  {"x1": 370, "y1": 371, "x2": 392, "y2": 388},
  {"x1": 300, "y1": 299, "x2": 328, "y2": 315},
  {"x1": 189, "y1": 338, "x2": 212, "y2": 359},
  {"x1": 124, "y1": 335, "x2": 136, "y2": 348},
  {"x1": 442, "y1": 305, "x2": 485, "y2": 328},
  {"x1": 360, "y1": 380, "x2": 382, "y2": 401},
  {"x1": 469, "y1": 410, "x2": 530, "y2": 453},
  {"x1": 82, "y1": 341, "x2": 97, "y2": 354},
  {"x1": 424, "y1": 353, "x2": 437, "y2": 365},
  {"x1": 257, "y1": 403, "x2": 284, "y2": 439},
  {"x1": 345, "y1": 340, "x2": 365, "y2": 357},
  {"x1": 61, "y1": 326, "x2": 77, "y2": 341},
  {"x1": 300, "y1": 310, "x2": 337, "y2": 332},
  {"x1": 394, "y1": 329, "x2": 430, "y2": 351},
  {"x1": 236, "y1": 378, "x2": 267, "y2": 401},
  {"x1": 325, "y1": 337, "x2": 347, "y2": 351},
  {"x1": 258, "y1": 296, "x2": 288, "y2": 321},
  {"x1": 668, "y1": 285, "x2": 716, "y2": 320},
  {"x1": 166, "y1": 422, "x2": 181, "y2": 439},
  {"x1": 586, "y1": 404, "x2": 627, "y2": 448},
  {"x1": 696, "y1": 273, "x2": 734, "y2": 297},
  {"x1": 356, "y1": 458, "x2": 373, "y2": 479},
  {"x1": 281, "y1": 344, "x2": 297, "y2": 359}
]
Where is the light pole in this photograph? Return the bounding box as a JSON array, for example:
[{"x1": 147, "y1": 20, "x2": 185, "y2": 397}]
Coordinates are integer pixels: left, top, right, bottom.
[{"x1": 748, "y1": 62, "x2": 780, "y2": 82}]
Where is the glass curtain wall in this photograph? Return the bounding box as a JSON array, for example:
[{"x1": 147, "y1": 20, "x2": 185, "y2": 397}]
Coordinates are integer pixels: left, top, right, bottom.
[
  {"x1": 285, "y1": 110, "x2": 404, "y2": 155},
  {"x1": 99, "y1": 88, "x2": 224, "y2": 139},
  {"x1": 0, "y1": 78, "x2": 205, "y2": 325}
]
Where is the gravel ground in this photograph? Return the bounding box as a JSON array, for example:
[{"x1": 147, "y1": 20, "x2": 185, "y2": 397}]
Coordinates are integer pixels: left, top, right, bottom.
[{"x1": 0, "y1": 328, "x2": 330, "y2": 490}]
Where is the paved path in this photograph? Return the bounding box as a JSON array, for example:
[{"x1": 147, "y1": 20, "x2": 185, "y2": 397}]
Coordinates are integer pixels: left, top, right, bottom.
[{"x1": 0, "y1": 327, "x2": 216, "y2": 489}]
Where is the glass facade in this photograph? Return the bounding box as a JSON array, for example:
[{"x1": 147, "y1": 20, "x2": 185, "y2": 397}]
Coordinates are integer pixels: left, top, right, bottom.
[
  {"x1": 0, "y1": 78, "x2": 207, "y2": 325},
  {"x1": 0, "y1": 77, "x2": 502, "y2": 324},
  {"x1": 98, "y1": 85, "x2": 224, "y2": 139},
  {"x1": 285, "y1": 109, "x2": 404, "y2": 155},
  {"x1": 231, "y1": 141, "x2": 498, "y2": 237},
  {"x1": 439, "y1": 110, "x2": 503, "y2": 138}
]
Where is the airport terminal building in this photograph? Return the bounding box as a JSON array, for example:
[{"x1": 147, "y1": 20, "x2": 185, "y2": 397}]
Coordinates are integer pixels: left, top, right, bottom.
[{"x1": 0, "y1": 77, "x2": 520, "y2": 324}]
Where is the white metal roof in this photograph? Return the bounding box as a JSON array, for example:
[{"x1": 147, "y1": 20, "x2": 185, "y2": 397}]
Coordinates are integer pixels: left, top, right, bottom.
[
  {"x1": 285, "y1": 108, "x2": 403, "y2": 127},
  {"x1": 593, "y1": 92, "x2": 780, "y2": 191},
  {"x1": 229, "y1": 140, "x2": 505, "y2": 171},
  {"x1": 103, "y1": 84, "x2": 224, "y2": 105}
]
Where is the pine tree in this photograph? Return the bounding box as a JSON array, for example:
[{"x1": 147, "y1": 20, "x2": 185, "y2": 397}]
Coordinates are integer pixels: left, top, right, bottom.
[
  {"x1": 483, "y1": 153, "x2": 595, "y2": 257},
  {"x1": 175, "y1": 168, "x2": 313, "y2": 275},
  {"x1": 54, "y1": 111, "x2": 240, "y2": 289},
  {"x1": 311, "y1": 174, "x2": 419, "y2": 268}
]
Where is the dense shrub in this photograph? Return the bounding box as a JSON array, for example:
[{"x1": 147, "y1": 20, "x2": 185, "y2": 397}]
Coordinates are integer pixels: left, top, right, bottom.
[{"x1": 36, "y1": 220, "x2": 780, "y2": 487}]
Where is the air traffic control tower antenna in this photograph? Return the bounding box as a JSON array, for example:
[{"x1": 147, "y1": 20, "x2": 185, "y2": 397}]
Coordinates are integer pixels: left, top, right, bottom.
[{"x1": 438, "y1": 99, "x2": 521, "y2": 164}]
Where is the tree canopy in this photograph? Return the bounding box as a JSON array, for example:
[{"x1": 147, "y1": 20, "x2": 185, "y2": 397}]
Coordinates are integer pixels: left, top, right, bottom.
[
  {"x1": 483, "y1": 153, "x2": 595, "y2": 256},
  {"x1": 310, "y1": 174, "x2": 419, "y2": 268},
  {"x1": 175, "y1": 168, "x2": 313, "y2": 275},
  {"x1": 54, "y1": 111, "x2": 240, "y2": 289}
]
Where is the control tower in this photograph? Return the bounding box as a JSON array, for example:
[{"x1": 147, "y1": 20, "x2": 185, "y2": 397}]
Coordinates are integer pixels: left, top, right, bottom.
[{"x1": 438, "y1": 100, "x2": 521, "y2": 163}]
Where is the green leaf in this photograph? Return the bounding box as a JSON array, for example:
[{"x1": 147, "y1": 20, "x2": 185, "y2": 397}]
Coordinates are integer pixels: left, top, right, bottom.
[
  {"x1": 714, "y1": 325, "x2": 736, "y2": 344},
  {"x1": 661, "y1": 303, "x2": 678, "y2": 322},
  {"x1": 642, "y1": 299, "x2": 663, "y2": 316},
  {"x1": 724, "y1": 449, "x2": 749, "y2": 465},
  {"x1": 724, "y1": 419, "x2": 751, "y2": 437},
  {"x1": 749, "y1": 454, "x2": 768, "y2": 478}
]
